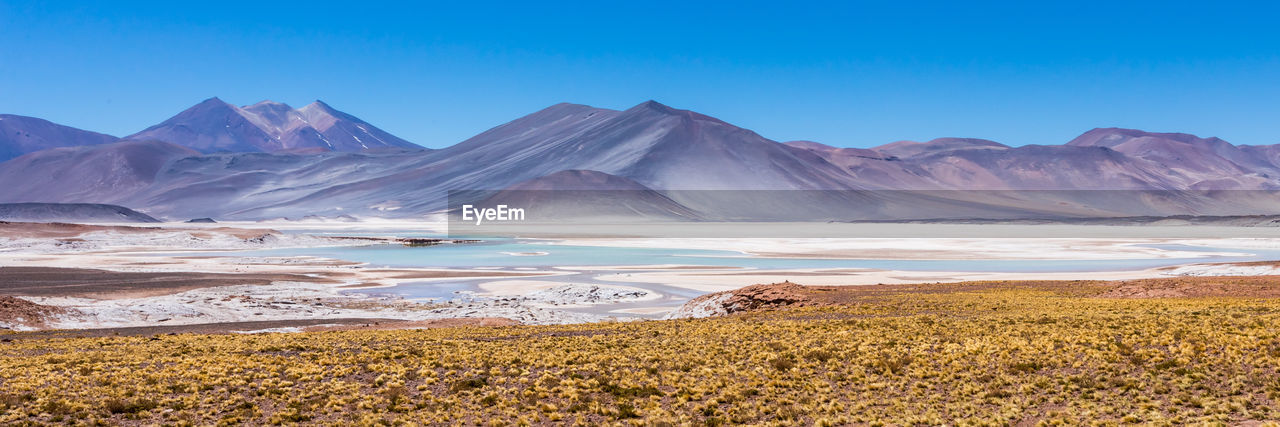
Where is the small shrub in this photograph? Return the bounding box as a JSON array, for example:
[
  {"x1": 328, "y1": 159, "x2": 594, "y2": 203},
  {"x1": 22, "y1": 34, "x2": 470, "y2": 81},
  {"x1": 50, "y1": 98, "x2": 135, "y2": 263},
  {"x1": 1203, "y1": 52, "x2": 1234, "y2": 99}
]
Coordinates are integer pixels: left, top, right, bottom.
[
  {"x1": 769, "y1": 355, "x2": 797, "y2": 371},
  {"x1": 104, "y1": 398, "x2": 158, "y2": 414},
  {"x1": 449, "y1": 376, "x2": 488, "y2": 393}
]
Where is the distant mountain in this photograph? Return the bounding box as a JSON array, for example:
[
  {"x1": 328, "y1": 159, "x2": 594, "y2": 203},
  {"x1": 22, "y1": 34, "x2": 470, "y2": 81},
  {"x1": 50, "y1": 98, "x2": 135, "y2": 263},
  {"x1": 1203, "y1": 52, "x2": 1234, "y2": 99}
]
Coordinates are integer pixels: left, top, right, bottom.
[
  {"x1": 914, "y1": 144, "x2": 1173, "y2": 190},
  {"x1": 790, "y1": 129, "x2": 1280, "y2": 191},
  {"x1": 1064, "y1": 128, "x2": 1277, "y2": 189},
  {"x1": 0, "y1": 203, "x2": 158, "y2": 223},
  {"x1": 873, "y1": 137, "x2": 1009, "y2": 159},
  {"x1": 0, "y1": 140, "x2": 199, "y2": 205},
  {"x1": 206, "y1": 100, "x2": 861, "y2": 219},
  {"x1": 422, "y1": 100, "x2": 858, "y2": 191},
  {"x1": 785, "y1": 140, "x2": 937, "y2": 189},
  {"x1": 4, "y1": 99, "x2": 1280, "y2": 220},
  {"x1": 501, "y1": 169, "x2": 666, "y2": 191},
  {"x1": 785, "y1": 140, "x2": 893, "y2": 160},
  {"x1": 0, "y1": 114, "x2": 119, "y2": 162},
  {"x1": 466, "y1": 170, "x2": 701, "y2": 221},
  {"x1": 126, "y1": 98, "x2": 423, "y2": 153}
]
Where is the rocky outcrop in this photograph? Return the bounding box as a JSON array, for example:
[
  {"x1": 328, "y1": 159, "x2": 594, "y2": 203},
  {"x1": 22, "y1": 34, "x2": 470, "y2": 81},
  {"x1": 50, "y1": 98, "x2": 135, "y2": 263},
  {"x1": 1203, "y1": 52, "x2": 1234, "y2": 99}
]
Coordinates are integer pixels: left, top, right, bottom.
[
  {"x1": 0, "y1": 296, "x2": 66, "y2": 331},
  {"x1": 665, "y1": 281, "x2": 815, "y2": 319},
  {"x1": 0, "y1": 203, "x2": 159, "y2": 223}
]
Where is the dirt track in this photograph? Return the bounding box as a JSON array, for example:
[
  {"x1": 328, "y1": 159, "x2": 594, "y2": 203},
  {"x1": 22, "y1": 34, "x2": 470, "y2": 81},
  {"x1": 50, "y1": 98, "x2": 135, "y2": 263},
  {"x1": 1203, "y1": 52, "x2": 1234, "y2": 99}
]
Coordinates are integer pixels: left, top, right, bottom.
[
  {"x1": 0, "y1": 267, "x2": 326, "y2": 299},
  {"x1": 0, "y1": 220, "x2": 276, "y2": 240}
]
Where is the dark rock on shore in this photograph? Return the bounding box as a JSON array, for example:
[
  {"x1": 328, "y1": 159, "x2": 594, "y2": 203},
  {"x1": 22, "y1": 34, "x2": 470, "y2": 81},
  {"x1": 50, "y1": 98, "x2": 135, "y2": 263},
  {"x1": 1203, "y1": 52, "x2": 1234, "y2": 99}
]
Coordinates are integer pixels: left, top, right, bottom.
[{"x1": 0, "y1": 203, "x2": 159, "y2": 223}]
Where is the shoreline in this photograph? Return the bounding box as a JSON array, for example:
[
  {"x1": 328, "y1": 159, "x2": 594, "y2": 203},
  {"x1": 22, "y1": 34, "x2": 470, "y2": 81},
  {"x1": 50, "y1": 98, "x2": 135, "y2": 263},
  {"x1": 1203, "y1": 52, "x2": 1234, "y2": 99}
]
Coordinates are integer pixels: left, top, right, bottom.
[{"x1": 544, "y1": 236, "x2": 1256, "y2": 260}]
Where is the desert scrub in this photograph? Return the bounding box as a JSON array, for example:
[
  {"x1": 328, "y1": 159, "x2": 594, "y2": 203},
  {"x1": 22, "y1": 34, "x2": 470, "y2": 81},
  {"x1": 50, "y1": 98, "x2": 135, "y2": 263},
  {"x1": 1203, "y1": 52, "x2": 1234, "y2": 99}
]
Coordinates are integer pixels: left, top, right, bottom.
[{"x1": 3, "y1": 283, "x2": 1280, "y2": 425}]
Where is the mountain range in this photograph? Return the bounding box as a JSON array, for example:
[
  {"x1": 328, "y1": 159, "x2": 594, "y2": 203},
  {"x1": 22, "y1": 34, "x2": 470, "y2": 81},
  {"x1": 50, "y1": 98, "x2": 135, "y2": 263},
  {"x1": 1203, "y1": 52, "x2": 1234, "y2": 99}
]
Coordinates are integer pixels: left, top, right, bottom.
[
  {"x1": 0, "y1": 115, "x2": 119, "y2": 162},
  {"x1": 2, "y1": 98, "x2": 1280, "y2": 221},
  {"x1": 0, "y1": 203, "x2": 159, "y2": 223},
  {"x1": 127, "y1": 98, "x2": 422, "y2": 153}
]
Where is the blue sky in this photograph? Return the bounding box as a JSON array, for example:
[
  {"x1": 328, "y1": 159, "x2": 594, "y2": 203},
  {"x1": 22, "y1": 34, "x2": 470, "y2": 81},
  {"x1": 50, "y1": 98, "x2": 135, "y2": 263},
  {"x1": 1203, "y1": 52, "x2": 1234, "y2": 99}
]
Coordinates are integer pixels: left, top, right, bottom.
[{"x1": 1, "y1": 1, "x2": 1278, "y2": 148}]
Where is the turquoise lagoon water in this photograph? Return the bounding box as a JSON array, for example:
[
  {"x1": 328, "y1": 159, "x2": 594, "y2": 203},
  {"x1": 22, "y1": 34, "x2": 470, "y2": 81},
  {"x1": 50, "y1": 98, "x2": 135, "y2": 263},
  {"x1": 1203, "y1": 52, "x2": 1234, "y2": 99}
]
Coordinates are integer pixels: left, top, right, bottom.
[
  {"x1": 208, "y1": 239, "x2": 1280, "y2": 273},
  {"x1": 185, "y1": 238, "x2": 1280, "y2": 307}
]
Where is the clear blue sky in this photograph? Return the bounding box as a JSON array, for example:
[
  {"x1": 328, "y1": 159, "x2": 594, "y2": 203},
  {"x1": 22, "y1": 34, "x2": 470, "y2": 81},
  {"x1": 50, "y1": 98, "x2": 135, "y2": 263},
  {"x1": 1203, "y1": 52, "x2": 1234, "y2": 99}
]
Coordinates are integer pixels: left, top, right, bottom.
[{"x1": 2, "y1": 1, "x2": 1279, "y2": 148}]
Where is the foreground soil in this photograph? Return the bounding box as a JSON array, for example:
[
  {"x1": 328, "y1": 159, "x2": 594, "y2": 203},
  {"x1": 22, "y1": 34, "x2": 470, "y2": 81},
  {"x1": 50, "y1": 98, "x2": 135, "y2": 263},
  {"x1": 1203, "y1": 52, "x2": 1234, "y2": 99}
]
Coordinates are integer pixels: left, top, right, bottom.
[
  {"x1": 5, "y1": 278, "x2": 1280, "y2": 424},
  {"x1": 0, "y1": 266, "x2": 538, "y2": 300}
]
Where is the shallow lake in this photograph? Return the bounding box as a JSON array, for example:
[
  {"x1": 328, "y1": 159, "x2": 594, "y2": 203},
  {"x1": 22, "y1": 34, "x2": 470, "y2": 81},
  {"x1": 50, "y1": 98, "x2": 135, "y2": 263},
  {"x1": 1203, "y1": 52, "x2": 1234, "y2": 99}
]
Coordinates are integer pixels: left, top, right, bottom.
[
  {"x1": 211, "y1": 238, "x2": 1280, "y2": 273},
  {"x1": 182, "y1": 238, "x2": 1280, "y2": 313}
]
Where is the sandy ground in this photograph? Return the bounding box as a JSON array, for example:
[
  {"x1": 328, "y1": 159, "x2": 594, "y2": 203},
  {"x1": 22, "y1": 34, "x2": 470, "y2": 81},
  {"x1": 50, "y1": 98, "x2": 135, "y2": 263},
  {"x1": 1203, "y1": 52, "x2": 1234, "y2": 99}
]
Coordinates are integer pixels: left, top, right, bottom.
[{"x1": 0, "y1": 267, "x2": 331, "y2": 299}]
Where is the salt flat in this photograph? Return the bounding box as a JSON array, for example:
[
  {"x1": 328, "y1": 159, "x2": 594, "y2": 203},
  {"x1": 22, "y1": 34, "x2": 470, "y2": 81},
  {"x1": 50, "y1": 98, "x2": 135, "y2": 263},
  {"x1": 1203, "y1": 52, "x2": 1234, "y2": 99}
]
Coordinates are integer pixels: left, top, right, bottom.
[{"x1": 4, "y1": 220, "x2": 1280, "y2": 331}]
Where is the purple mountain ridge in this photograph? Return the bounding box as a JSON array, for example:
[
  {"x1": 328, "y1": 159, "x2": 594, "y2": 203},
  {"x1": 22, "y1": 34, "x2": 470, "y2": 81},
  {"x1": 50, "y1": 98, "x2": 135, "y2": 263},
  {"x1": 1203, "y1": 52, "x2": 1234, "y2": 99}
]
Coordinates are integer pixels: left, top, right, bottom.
[
  {"x1": 0, "y1": 114, "x2": 119, "y2": 162},
  {"x1": 125, "y1": 97, "x2": 423, "y2": 153},
  {"x1": 3, "y1": 99, "x2": 1280, "y2": 220},
  {"x1": 873, "y1": 137, "x2": 1010, "y2": 159},
  {"x1": 470, "y1": 170, "x2": 701, "y2": 221},
  {"x1": 0, "y1": 140, "x2": 199, "y2": 204}
]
